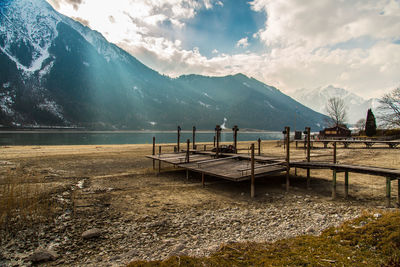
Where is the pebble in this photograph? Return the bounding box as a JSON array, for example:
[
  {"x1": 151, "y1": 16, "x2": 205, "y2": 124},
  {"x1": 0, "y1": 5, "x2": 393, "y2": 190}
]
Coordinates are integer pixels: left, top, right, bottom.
[
  {"x1": 27, "y1": 248, "x2": 58, "y2": 263},
  {"x1": 82, "y1": 228, "x2": 103, "y2": 239}
]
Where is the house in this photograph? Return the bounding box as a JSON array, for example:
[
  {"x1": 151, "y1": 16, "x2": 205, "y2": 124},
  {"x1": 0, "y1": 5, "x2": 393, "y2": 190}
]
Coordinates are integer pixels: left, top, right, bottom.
[{"x1": 319, "y1": 125, "x2": 351, "y2": 138}]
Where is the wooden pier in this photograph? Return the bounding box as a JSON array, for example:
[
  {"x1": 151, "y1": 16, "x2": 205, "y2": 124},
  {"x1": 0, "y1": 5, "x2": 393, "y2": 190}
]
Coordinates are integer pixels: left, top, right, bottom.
[
  {"x1": 295, "y1": 139, "x2": 400, "y2": 149},
  {"x1": 147, "y1": 125, "x2": 400, "y2": 207}
]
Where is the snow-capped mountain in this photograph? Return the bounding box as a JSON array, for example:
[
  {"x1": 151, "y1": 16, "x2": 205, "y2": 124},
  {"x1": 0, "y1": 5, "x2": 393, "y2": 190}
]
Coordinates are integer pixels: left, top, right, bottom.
[
  {"x1": 292, "y1": 85, "x2": 379, "y2": 124},
  {"x1": 0, "y1": 0, "x2": 327, "y2": 130}
]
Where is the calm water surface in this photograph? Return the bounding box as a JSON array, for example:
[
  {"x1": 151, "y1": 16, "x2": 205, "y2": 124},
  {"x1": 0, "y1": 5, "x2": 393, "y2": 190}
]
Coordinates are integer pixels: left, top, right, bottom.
[{"x1": 0, "y1": 131, "x2": 285, "y2": 146}]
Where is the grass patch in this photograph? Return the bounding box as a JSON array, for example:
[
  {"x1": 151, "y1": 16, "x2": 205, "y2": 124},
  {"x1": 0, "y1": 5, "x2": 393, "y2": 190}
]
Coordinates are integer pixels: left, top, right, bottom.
[
  {"x1": 128, "y1": 211, "x2": 400, "y2": 266},
  {"x1": 0, "y1": 167, "x2": 64, "y2": 237}
]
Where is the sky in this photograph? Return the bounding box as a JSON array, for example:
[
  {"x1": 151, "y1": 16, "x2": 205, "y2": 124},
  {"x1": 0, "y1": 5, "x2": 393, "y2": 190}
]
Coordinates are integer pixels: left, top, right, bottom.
[{"x1": 47, "y1": 0, "x2": 400, "y2": 99}]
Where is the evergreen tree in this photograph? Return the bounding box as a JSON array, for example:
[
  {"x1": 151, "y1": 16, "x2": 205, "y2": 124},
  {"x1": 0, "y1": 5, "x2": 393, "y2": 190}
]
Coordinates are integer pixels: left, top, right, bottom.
[{"x1": 365, "y1": 109, "x2": 377, "y2": 137}]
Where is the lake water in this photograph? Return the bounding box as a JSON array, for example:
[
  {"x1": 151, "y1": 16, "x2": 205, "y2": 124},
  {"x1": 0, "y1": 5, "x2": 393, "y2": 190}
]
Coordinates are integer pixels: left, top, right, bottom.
[{"x1": 0, "y1": 131, "x2": 285, "y2": 146}]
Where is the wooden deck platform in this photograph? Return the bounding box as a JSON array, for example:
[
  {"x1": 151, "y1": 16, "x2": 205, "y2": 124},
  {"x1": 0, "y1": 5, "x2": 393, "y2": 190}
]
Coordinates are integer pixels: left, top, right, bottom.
[
  {"x1": 146, "y1": 152, "x2": 286, "y2": 182},
  {"x1": 290, "y1": 161, "x2": 400, "y2": 179},
  {"x1": 295, "y1": 139, "x2": 400, "y2": 148}
]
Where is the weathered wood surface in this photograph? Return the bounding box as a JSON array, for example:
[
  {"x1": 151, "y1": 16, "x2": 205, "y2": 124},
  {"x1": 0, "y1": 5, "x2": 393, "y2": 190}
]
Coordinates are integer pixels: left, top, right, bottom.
[
  {"x1": 178, "y1": 158, "x2": 286, "y2": 181},
  {"x1": 147, "y1": 152, "x2": 286, "y2": 181},
  {"x1": 295, "y1": 139, "x2": 400, "y2": 148},
  {"x1": 146, "y1": 153, "x2": 210, "y2": 165},
  {"x1": 291, "y1": 161, "x2": 400, "y2": 179}
]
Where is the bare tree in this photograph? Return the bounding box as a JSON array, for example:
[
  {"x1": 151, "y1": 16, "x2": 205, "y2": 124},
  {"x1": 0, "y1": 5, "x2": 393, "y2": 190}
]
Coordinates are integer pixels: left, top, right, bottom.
[
  {"x1": 355, "y1": 118, "x2": 366, "y2": 133},
  {"x1": 378, "y1": 87, "x2": 400, "y2": 127},
  {"x1": 325, "y1": 97, "x2": 347, "y2": 127}
]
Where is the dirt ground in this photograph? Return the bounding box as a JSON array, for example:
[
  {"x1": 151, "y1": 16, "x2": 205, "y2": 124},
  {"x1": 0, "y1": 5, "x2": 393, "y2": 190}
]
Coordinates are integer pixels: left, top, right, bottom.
[{"x1": 0, "y1": 141, "x2": 399, "y2": 266}]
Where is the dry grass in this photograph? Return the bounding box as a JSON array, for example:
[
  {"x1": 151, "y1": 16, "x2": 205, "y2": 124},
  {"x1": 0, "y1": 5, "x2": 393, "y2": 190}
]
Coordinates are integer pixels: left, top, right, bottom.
[
  {"x1": 127, "y1": 211, "x2": 400, "y2": 267},
  {"x1": 0, "y1": 167, "x2": 61, "y2": 236}
]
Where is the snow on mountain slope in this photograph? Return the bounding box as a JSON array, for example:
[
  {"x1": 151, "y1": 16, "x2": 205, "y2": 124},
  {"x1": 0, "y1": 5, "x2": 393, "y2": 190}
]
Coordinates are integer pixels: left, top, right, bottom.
[
  {"x1": 0, "y1": 0, "x2": 127, "y2": 74},
  {"x1": 292, "y1": 85, "x2": 378, "y2": 124}
]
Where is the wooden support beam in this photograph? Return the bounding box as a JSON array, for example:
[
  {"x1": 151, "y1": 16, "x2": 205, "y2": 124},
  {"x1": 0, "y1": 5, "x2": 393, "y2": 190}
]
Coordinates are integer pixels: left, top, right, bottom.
[
  {"x1": 305, "y1": 127, "x2": 311, "y2": 190},
  {"x1": 345, "y1": 171, "x2": 349, "y2": 199},
  {"x1": 202, "y1": 172, "x2": 205, "y2": 187},
  {"x1": 177, "y1": 125, "x2": 181, "y2": 152},
  {"x1": 204, "y1": 144, "x2": 207, "y2": 151},
  {"x1": 186, "y1": 139, "x2": 190, "y2": 163},
  {"x1": 251, "y1": 143, "x2": 255, "y2": 198},
  {"x1": 215, "y1": 125, "x2": 221, "y2": 158},
  {"x1": 284, "y1": 126, "x2": 290, "y2": 192},
  {"x1": 332, "y1": 142, "x2": 337, "y2": 200},
  {"x1": 386, "y1": 177, "x2": 391, "y2": 208},
  {"x1": 192, "y1": 126, "x2": 196, "y2": 149},
  {"x1": 332, "y1": 170, "x2": 337, "y2": 200},
  {"x1": 258, "y1": 138, "x2": 261, "y2": 156},
  {"x1": 158, "y1": 146, "x2": 162, "y2": 173},
  {"x1": 398, "y1": 179, "x2": 400, "y2": 208},
  {"x1": 152, "y1": 136, "x2": 155, "y2": 170},
  {"x1": 232, "y1": 125, "x2": 239, "y2": 154}
]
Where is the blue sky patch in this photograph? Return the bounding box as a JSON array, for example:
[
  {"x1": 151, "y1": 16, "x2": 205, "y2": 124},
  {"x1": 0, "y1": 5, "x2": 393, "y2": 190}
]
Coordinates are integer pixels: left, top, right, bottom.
[{"x1": 178, "y1": 1, "x2": 266, "y2": 57}]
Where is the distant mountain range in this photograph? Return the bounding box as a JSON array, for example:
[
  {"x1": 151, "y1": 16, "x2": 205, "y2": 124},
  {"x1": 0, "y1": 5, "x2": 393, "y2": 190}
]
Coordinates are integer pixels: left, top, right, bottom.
[
  {"x1": 292, "y1": 85, "x2": 380, "y2": 125},
  {"x1": 0, "y1": 0, "x2": 327, "y2": 131}
]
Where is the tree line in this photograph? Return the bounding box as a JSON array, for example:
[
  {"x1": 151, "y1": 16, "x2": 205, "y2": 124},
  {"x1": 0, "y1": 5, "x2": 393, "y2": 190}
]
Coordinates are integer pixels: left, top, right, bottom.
[{"x1": 325, "y1": 87, "x2": 399, "y2": 136}]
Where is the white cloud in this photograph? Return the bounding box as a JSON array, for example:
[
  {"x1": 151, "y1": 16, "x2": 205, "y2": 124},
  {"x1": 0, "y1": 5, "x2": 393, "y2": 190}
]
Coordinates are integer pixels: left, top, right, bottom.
[
  {"x1": 246, "y1": 0, "x2": 400, "y2": 97},
  {"x1": 49, "y1": 0, "x2": 400, "y2": 99},
  {"x1": 236, "y1": 37, "x2": 249, "y2": 48}
]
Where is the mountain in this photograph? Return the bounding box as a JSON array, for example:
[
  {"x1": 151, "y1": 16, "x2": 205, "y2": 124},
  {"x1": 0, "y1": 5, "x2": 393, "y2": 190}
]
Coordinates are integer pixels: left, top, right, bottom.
[
  {"x1": 292, "y1": 86, "x2": 380, "y2": 125},
  {"x1": 0, "y1": 0, "x2": 327, "y2": 131}
]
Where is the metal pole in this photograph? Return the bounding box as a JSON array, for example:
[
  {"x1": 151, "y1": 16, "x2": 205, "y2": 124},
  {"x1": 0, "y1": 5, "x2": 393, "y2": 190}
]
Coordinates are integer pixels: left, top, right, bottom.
[{"x1": 251, "y1": 143, "x2": 255, "y2": 198}]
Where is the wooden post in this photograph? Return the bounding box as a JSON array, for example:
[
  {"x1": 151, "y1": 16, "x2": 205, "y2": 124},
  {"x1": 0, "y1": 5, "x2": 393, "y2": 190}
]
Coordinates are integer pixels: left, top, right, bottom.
[
  {"x1": 152, "y1": 136, "x2": 155, "y2": 170},
  {"x1": 192, "y1": 126, "x2": 196, "y2": 149},
  {"x1": 232, "y1": 125, "x2": 239, "y2": 153},
  {"x1": 158, "y1": 146, "x2": 162, "y2": 173},
  {"x1": 398, "y1": 179, "x2": 400, "y2": 208},
  {"x1": 332, "y1": 142, "x2": 337, "y2": 199},
  {"x1": 251, "y1": 143, "x2": 255, "y2": 198},
  {"x1": 258, "y1": 138, "x2": 261, "y2": 156},
  {"x1": 332, "y1": 170, "x2": 337, "y2": 200},
  {"x1": 215, "y1": 125, "x2": 221, "y2": 158},
  {"x1": 213, "y1": 135, "x2": 216, "y2": 147},
  {"x1": 186, "y1": 139, "x2": 190, "y2": 163},
  {"x1": 204, "y1": 144, "x2": 206, "y2": 151},
  {"x1": 344, "y1": 171, "x2": 349, "y2": 199},
  {"x1": 333, "y1": 141, "x2": 337, "y2": 164},
  {"x1": 284, "y1": 126, "x2": 290, "y2": 192},
  {"x1": 305, "y1": 127, "x2": 311, "y2": 189},
  {"x1": 386, "y1": 177, "x2": 391, "y2": 208},
  {"x1": 177, "y1": 126, "x2": 181, "y2": 152},
  {"x1": 202, "y1": 173, "x2": 205, "y2": 187}
]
